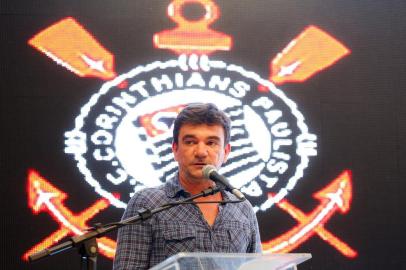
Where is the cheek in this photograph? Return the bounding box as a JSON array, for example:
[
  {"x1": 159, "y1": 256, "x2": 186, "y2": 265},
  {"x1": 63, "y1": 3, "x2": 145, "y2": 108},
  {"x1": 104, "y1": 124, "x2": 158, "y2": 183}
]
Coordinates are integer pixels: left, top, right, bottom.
[
  {"x1": 173, "y1": 147, "x2": 191, "y2": 162},
  {"x1": 217, "y1": 150, "x2": 228, "y2": 163},
  {"x1": 212, "y1": 150, "x2": 224, "y2": 161}
]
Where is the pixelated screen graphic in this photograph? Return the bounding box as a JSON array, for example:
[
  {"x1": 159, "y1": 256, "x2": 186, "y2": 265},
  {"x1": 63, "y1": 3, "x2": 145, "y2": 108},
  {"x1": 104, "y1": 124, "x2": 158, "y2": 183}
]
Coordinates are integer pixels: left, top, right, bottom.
[{"x1": 2, "y1": 1, "x2": 406, "y2": 269}]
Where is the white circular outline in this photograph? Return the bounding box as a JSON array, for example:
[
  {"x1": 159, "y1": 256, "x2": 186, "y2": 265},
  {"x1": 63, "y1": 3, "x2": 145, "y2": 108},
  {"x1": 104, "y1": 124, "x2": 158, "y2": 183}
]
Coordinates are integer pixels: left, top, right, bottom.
[{"x1": 65, "y1": 55, "x2": 316, "y2": 209}]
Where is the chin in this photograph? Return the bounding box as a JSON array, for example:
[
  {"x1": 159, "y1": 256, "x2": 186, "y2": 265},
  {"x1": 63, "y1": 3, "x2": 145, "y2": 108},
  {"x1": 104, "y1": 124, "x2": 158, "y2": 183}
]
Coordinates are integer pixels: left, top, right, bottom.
[
  {"x1": 185, "y1": 172, "x2": 203, "y2": 181},
  {"x1": 191, "y1": 173, "x2": 204, "y2": 180}
]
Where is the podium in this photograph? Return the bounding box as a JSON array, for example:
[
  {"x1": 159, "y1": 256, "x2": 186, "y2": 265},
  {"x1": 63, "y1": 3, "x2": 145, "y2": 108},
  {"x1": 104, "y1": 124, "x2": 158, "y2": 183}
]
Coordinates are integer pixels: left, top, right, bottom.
[{"x1": 149, "y1": 253, "x2": 311, "y2": 270}]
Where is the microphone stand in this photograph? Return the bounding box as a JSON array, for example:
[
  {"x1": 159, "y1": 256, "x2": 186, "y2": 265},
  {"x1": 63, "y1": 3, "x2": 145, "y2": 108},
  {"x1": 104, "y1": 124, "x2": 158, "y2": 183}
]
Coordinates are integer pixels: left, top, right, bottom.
[{"x1": 28, "y1": 186, "x2": 244, "y2": 270}]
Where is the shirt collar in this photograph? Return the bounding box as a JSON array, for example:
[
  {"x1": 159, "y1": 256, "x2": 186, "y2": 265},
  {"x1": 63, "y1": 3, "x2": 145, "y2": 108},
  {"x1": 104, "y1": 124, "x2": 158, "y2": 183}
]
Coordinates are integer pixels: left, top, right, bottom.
[
  {"x1": 164, "y1": 173, "x2": 232, "y2": 200},
  {"x1": 164, "y1": 174, "x2": 188, "y2": 198}
]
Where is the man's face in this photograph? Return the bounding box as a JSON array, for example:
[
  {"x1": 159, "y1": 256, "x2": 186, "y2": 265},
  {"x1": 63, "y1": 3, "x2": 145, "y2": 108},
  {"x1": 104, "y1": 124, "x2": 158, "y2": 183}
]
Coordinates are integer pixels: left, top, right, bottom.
[{"x1": 172, "y1": 123, "x2": 231, "y2": 183}]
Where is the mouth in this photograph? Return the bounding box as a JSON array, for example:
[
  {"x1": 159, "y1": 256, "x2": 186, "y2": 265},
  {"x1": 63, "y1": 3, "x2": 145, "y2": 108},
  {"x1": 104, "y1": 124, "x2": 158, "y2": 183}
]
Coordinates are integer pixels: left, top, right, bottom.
[{"x1": 192, "y1": 162, "x2": 207, "y2": 167}]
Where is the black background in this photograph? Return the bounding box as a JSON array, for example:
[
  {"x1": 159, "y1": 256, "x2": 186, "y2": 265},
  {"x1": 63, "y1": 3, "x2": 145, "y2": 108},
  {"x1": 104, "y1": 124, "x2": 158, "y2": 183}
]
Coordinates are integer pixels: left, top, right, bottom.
[{"x1": 1, "y1": 0, "x2": 406, "y2": 269}]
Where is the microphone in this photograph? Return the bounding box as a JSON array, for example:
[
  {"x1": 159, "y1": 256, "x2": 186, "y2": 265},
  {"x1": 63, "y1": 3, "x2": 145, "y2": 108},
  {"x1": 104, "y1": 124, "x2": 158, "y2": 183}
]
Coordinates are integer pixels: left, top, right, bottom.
[{"x1": 202, "y1": 165, "x2": 245, "y2": 200}]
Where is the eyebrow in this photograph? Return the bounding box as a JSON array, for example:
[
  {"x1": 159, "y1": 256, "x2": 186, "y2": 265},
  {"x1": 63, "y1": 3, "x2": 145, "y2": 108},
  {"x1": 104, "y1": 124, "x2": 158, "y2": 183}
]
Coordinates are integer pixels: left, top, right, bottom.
[
  {"x1": 206, "y1": 136, "x2": 221, "y2": 141},
  {"x1": 181, "y1": 135, "x2": 221, "y2": 141}
]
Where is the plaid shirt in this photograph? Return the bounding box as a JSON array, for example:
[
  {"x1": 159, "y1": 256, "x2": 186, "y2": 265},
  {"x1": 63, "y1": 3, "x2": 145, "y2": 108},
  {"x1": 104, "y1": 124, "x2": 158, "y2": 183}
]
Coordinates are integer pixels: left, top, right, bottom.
[{"x1": 113, "y1": 175, "x2": 262, "y2": 270}]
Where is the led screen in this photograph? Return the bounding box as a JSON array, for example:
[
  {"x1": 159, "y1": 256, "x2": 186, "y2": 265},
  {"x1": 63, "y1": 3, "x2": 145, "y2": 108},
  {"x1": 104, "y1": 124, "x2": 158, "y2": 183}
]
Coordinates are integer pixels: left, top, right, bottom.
[{"x1": 2, "y1": 0, "x2": 406, "y2": 269}]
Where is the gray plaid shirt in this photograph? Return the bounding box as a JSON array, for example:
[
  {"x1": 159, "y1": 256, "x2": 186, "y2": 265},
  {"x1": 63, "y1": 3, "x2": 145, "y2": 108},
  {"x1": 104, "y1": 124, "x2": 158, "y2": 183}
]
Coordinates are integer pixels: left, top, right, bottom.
[{"x1": 113, "y1": 175, "x2": 262, "y2": 270}]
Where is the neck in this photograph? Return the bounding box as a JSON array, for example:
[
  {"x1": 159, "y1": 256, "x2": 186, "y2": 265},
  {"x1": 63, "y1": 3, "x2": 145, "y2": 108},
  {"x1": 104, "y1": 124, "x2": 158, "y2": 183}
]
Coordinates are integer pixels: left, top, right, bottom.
[{"x1": 178, "y1": 175, "x2": 215, "y2": 195}]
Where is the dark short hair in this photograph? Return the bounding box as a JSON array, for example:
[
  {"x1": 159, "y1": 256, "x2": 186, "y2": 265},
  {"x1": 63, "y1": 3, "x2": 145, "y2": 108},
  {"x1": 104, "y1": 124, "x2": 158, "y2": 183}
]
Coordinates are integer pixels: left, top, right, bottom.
[{"x1": 173, "y1": 103, "x2": 231, "y2": 145}]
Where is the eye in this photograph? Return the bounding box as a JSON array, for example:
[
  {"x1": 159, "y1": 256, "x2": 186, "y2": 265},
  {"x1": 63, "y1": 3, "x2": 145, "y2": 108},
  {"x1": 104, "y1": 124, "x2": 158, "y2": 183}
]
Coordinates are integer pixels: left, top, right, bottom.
[
  {"x1": 207, "y1": 140, "x2": 219, "y2": 146},
  {"x1": 183, "y1": 139, "x2": 196, "y2": 145}
]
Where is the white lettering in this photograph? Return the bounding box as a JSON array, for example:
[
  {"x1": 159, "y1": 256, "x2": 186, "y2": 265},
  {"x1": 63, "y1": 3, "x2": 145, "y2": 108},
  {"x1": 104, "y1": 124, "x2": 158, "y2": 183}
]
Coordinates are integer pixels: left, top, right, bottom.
[
  {"x1": 91, "y1": 130, "x2": 113, "y2": 145},
  {"x1": 259, "y1": 174, "x2": 278, "y2": 188},
  {"x1": 241, "y1": 181, "x2": 263, "y2": 196},
  {"x1": 64, "y1": 130, "x2": 87, "y2": 154},
  {"x1": 93, "y1": 148, "x2": 115, "y2": 161},
  {"x1": 106, "y1": 168, "x2": 128, "y2": 185},
  {"x1": 229, "y1": 81, "x2": 250, "y2": 98},
  {"x1": 265, "y1": 110, "x2": 282, "y2": 124},
  {"x1": 272, "y1": 151, "x2": 291, "y2": 161},
  {"x1": 129, "y1": 81, "x2": 149, "y2": 97},
  {"x1": 150, "y1": 75, "x2": 173, "y2": 92},
  {"x1": 266, "y1": 159, "x2": 288, "y2": 174},
  {"x1": 175, "y1": 73, "x2": 184, "y2": 88},
  {"x1": 112, "y1": 92, "x2": 137, "y2": 111},
  {"x1": 297, "y1": 134, "x2": 318, "y2": 156},
  {"x1": 208, "y1": 75, "x2": 231, "y2": 91},
  {"x1": 95, "y1": 114, "x2": 118, "y2": 130},
  {"x1": 186, "y1": 72, "x2": 206, "y2": 88},
  {"x1": 273, "y1": 139, "x2": 293, "y2": 151},
  {"x1": 252, "y1": 96, "x2": 274, "y2": 110},
  {"x1": 105, "y1": 105, "x2": 122, "y2": 116},
  {"x1": 271, "y1": 122, "x2": 292, "y2": 137}
]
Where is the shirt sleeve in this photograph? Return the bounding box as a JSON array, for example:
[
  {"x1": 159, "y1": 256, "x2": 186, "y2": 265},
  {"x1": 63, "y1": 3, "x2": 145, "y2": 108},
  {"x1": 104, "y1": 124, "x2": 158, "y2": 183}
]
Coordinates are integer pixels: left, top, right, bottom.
[{"x1": 112, "y1": 193, "x2": 153, "y2": 270}]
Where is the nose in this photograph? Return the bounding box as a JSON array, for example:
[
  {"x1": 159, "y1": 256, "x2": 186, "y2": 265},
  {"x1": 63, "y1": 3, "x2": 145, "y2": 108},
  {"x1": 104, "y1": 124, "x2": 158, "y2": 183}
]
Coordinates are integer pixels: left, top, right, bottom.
[{"x1": 194, "y1": 142, "x2": 208, "y2": 158}]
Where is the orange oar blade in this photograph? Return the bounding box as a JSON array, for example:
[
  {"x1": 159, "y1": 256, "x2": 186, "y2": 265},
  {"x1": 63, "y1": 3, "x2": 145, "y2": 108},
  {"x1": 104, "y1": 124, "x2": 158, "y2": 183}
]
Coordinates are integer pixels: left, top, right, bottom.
[
  {"x1": 270, "y1": 25, "x2": 350, "y2": 85},
  {"x1": 29, "y1": 17, "x2": 116, "y2": 80}
]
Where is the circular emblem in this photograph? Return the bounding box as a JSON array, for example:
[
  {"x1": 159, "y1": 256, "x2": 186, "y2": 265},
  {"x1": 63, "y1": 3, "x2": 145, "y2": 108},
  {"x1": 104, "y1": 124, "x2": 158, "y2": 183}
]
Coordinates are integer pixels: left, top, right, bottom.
[{"x1": 64, "y1": 54, "x2": 317, "y2": 210}]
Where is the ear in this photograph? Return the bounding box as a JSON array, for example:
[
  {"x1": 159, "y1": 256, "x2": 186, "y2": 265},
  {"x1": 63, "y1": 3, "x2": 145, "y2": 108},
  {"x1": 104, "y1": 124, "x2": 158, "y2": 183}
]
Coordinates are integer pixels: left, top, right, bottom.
[
  {"x1": 172, "y1": 142, "x2": 179, "y2": 161},
  {"x1": 222, "y1": 143, "x2": 231, "y2": 164}
]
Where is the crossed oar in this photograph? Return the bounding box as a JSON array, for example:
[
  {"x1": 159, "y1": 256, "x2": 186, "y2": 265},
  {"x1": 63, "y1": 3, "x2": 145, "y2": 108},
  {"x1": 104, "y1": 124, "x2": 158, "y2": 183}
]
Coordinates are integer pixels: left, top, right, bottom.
[{"x1": 23, "y1": 170, "x2": 357, "y2": 260}]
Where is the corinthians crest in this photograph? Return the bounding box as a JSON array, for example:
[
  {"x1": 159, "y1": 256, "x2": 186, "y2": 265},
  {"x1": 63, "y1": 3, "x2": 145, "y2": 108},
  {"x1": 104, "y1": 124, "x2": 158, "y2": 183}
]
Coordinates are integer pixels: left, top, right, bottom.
[
  {"x1": 63, "y1": 53, "x2": 317, "y2": 210},
  {"x1": 24, "y1": 0, "x2": 357, "y2": 260}
]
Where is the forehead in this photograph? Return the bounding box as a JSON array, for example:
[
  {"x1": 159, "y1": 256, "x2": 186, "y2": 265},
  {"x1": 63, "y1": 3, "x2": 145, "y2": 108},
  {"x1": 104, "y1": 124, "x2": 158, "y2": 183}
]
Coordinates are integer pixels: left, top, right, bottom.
[{"x1": 178, "y1": 124, "x2": 225, "y2": 140}]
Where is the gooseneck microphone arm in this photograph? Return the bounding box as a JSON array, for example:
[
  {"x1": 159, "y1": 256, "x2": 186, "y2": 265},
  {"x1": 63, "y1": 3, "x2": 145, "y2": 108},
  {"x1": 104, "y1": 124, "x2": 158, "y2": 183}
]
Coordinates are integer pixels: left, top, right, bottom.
[{"x1": 28, "y1": 184, "x2": 244, "y2": 270}]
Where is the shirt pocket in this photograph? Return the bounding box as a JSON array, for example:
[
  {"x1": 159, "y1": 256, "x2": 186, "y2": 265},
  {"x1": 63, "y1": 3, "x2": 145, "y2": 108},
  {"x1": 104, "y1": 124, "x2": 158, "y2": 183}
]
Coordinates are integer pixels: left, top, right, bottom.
[
  {"x1": 162, "y1": 227, "x2": 196, "y2": 257},
  {"x1": 221, "y1": 222, "x2": 251, "y2": 252},
  {"x1": 227, "y1": 228, "x2": 250, "y2": 252}
]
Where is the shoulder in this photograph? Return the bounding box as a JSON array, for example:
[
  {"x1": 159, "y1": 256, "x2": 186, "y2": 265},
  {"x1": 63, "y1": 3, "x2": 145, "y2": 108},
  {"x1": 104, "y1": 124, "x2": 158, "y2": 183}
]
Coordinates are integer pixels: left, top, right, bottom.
[
  {"x1": 123, "y1": 184, "x2": 168, "y2": 218},
  {"x1": 239, "y1": 198, "x2": 257, "y2": 219}
]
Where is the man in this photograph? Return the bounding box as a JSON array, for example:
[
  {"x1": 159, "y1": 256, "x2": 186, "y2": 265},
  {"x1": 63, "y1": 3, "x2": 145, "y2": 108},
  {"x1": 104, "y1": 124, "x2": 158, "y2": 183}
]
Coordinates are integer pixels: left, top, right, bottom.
[{"x1": 113, "y1": 103, "x2": 262, "y2": 270}]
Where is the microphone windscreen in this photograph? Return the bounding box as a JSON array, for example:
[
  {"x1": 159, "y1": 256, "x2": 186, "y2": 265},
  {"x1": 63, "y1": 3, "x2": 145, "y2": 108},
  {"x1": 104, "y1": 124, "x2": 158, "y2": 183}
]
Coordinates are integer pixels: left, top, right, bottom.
[{"x1": 202, "y1": 165, "x2": 217, "y2": 179}]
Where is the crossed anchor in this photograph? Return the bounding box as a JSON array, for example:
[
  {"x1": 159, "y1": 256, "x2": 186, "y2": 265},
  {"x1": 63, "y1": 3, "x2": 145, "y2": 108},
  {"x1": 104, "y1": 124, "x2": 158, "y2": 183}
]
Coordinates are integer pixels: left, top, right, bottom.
[
  {"x1": 23, "y1": 170, "x2": 357, "y2": 260},
  {"x1": 25, "y1": 1, "x2": 354, "y2": 260},
  {"x1": 23, "y1": 171, "x2": 116, "y2": 260},
  {"x1": 262, "y1": 170, "x2": 357, "y2": 258}
]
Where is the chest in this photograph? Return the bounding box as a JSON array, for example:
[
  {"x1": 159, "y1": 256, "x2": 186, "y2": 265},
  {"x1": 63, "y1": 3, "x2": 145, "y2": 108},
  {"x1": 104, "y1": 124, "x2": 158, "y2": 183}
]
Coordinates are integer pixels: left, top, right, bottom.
[
  {"x1": 194, "y1": 193, "x2": 222, "y2": 226},
  {"x1": 196, "y1": 202, "x2": 219, "y2": 226},
  {"x1": 151, "y1": 201, "x2": 252, "y2": 256},
  {"x1": 151, "y1": 217, "x2": 252, "y2": 258}
]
